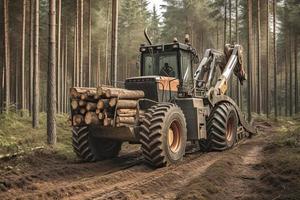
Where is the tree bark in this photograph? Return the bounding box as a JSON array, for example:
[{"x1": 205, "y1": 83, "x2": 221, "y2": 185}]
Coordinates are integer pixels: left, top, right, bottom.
[
  {"x1": 257, "y1": 0, "x2": 261, "y2": 114},
  {"x1": 32, "y1": 0, "x2": 40, "y2": 128},
  {"x1": 105, "y1": 1, "x2": 110, "y2": 85},
  {"x1": 273, "y1": 0, "x2": 277, "y2": 119},
  {"x1": 57, "y1": 0, "x2": 61, "y2": 113},
  {"x1": 266, "y1": 0, "x2": 270, "y2": 117},
  {"x1": 47, "y1": 0, "x2": 57, "y2": 145},
  {"x1": 235, "y1": 0, "x2": 241, "y2": 109},
  {"x1": 111, "y1": 0, "x2": 119, "y2": 87},
  {"x1": 3, "y1": 0, "x2": 10, "y2": 113},
  {"x1": 247, "y1": 0, "x2": 253, "y2": 121},
  {"x1": 88, "y1": 0, "x2": 92, "y2": 87},
  {"x1": 289, "y1": 30, "x2": 293, "y2": 116},
  {"x1": 223, "y1": 0, "x2": 227, "y2": 47},
  {"x1": 73, "y1": 16, "x2": 77, "y2": 86},
  {"x1": 64, "y1": 24, "x2": 68, "y2": 113},
  {"x1": 29, "y1": 0, "x2": 34, "y2": 115},
  {"x1": 20, "y1": 0, "x2": 26, "y2": 115},
  {"x1": 79, "y1": 0, "x2": 83, "y2": 86},
  {"x1": 295, "y1": 34, "x2": 298, "y2": 113}
]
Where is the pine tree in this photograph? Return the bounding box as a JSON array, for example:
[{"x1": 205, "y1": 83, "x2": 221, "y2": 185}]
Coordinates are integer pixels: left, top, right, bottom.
[
  {"x1": 47, "y1": 0, "x2": 57, "y2": 145},
  {"x1": 33, "y1": 0, "x2": 40, "y2": 128}
]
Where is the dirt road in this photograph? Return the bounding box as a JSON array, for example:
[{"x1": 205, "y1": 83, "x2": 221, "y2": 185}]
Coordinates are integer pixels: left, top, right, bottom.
[{"x1": 0, "y1": 120, "x2": 292, "y2": 199}]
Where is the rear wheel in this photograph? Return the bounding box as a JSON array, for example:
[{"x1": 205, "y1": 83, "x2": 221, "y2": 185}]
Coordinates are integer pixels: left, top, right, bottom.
[
  {"x1": 140, "y1": 104, "x2": 187, "y2": 168},
  {"x1": 72, "y1": 126, "x2": 122, "y2": 161},
  {"x1": 200, "y1": 102, "x2": 238, "y2": 151}
]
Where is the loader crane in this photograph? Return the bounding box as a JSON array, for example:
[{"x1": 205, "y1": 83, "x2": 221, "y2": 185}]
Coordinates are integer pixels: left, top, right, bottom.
[{"x1": 69, "y1": 36, "x2": 256, "y2": 168}]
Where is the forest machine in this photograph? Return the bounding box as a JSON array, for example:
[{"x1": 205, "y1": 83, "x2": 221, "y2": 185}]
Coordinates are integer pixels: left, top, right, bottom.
[{"x1": 69, "y1": 33, "x2": 256, "y2": 168}]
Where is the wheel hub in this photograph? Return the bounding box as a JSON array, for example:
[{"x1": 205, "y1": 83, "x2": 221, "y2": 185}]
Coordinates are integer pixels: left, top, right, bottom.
[
  {"x1": 168, "y1": 120, "x2": 181, "y2": 153},
  {"x1": 226, "y1": 116, "x2": 234, "y2": 141}
]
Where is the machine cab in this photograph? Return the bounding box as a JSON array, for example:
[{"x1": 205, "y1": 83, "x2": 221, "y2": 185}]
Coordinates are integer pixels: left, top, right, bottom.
[
  {"x1": 139, "y1": 42, "x2": 197, "y2": 84},
  {"x1": 125, "y1": 41, "x2": 198, "y2": 102}
]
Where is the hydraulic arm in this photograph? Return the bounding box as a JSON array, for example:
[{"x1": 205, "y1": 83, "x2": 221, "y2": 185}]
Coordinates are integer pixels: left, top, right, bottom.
[{"x1": 193, "y1": 44, "x2": 246, "y2": 96}]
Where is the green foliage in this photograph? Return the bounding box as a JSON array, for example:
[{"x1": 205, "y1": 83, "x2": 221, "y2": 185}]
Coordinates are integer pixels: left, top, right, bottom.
[{"x1": 0, "y1": 112, "x2": 71, "y2": 157}]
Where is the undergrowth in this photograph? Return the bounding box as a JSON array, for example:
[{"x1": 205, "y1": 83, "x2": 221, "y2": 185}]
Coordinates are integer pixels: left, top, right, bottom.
[{"x1": 0, "y1": 111, "x2": 72, "y2": 157}]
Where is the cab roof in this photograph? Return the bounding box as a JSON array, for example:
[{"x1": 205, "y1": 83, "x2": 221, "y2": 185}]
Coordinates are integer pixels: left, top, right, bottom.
[{"x1": 139, "y1": 42, "x2": 197, "y2": 54}]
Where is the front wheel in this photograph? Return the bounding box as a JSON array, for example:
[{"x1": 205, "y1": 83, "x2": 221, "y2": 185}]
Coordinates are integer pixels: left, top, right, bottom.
[{"x1": 140, "y1": 104, "x2": 187, "y2": 168}]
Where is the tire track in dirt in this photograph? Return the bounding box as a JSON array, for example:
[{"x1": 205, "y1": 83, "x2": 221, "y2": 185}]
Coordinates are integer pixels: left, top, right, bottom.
[
  {"x1": 0, "y1": 150, "x2": 143, "y2": 200},
  {"x1": 70, "y1": 152, "x2": 222, "y2": 200}
]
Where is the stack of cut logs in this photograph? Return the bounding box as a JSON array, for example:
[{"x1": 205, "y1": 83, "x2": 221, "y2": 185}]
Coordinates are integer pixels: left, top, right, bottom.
[{"x1": 70, "y1": 86, "x2": 145, "y2": 127}]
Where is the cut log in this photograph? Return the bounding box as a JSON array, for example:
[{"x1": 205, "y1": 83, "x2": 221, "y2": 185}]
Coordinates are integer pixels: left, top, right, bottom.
[
  {"x1": 117, "y1": 109, "x2": 145, "y2": 115},
  {"x1": 98, "y1": 112, "x2": 105, "y2": 120},
  {"x1": 73, "y1": 114, "x2": 83, "y2": 126},
  {"x1": 97, "y1": 99, "x2": 109, "y2": 110},
  {"x1": 118, "y1": 90, "x2": 144, "y2": 99},
  {"x1": 117, "y1": 117, "x2": 135, "y2": 124},
  {"x1": 86, "y1": 102, "x2": 97, "y2": 111},
  {"x1": 116, "y1": 100, "x2": 137, "y2": 109},
  {"x1": 70, "y1": 87, "x2": 97, "y2": 98},
  {"x1": 109, "y1": 98, "x2": 118, "y2": 107},
  {"x1": 103, "y1": 117, "x2": 112, "y2": 127},
  {"x1": 85, "y1": 112, "x2": 100, "y2": 125},
  {"x1": 71, "y1": 100, "x2": 78, "y2": 110},
  {"x1": 80, "y1": 93, "x2": 88, "y2": 100},
  {"x1": 79, "y1": 108, "x2": 86, "y2": 115},
  {"x1": 78, "y1": 100, "x2": 86, "y2": 107}
]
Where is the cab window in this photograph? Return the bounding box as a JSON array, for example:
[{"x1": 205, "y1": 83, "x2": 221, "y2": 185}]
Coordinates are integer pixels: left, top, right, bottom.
[
  {"x1": 181, "y1": 51, "x2": 192, "y2": 82},
  {"x1": 143, "y1": 52, "x2": 179, "y2": 78}
]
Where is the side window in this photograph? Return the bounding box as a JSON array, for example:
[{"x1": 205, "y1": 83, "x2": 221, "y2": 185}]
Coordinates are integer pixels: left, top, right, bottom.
[
  {"x1": 181, "y1": 51, "x2": 192, "y2": 82},
  {"x1": 144, "y1": 55, "x2": 154, "y2": 76}
]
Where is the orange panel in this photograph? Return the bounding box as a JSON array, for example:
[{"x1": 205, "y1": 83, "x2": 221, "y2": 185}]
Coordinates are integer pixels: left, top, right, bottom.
[{"x1": 157, "y1": 76, "x2": 179, "y2": 92}]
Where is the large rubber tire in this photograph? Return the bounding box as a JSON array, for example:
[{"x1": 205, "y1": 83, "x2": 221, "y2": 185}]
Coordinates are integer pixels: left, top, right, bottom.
[
  {"x1": 140, "y1": 104, "x2": 187, "y2": 168},
  {"x1": 200, "y1": 102, "x2": 238, "y2": 151},
  {"x1": 72, "y1": 126, "x2": 122, "y2": 162}
]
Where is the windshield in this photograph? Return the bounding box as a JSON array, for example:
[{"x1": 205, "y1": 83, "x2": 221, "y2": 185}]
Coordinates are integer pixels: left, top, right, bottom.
[{"x1": 143, "y1": 52, "x2": 178, "y2": 78}]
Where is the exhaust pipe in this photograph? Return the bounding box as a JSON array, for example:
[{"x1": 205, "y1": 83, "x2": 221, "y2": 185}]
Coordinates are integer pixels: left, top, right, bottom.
[{"x1": 144, "y1": 27, "x2": 153, "y2": 45}]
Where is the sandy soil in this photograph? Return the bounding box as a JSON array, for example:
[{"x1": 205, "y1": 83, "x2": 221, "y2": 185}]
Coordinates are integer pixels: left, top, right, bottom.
[{"x1": 0, "y1": 120, "x2": 294, "y2": 200}]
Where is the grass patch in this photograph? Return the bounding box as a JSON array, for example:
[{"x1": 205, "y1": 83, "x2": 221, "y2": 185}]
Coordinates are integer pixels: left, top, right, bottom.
[{"x1": 0, "y1": 112, "x2": 72, "y2": 158}]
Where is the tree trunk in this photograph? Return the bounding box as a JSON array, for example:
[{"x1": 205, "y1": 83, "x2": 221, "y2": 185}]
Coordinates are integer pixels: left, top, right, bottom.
[
  {"x1": 257, "y1": 0, "x2": 261, "y2": 114},
  {"x1": 29, "y1": 0, "x2": 34, "y2": 115},
  {"x1": 285, "y1": 32, "x2": 288, "y2": 116},
  {"x1": 56, "y1": 0, "x2": 61, "y2": 113},
  {"x1": 111, "y1": 0, "x2": 119, "y2": 87},
  {"x1": 47, "y1": 0, "x2": 57, "y2": 145},
  {"x1": 3, "y1": 0, "x2": 10, "y2": 113},
  {"x1": 64, "y1": 24, "x2": 68, "y2": 113},
  {"x1": 88, "y1": 0, "x2": 92, "y2": 87},
  {"x1": 79, "y1": 0, "x2": 83, "y2": 86},
  {"x1": 20, "y1": 0, "x2": 26, "y2": 115},
  {"x1": 295, "y1": 34, "x2": 298, "y2": 113},
  {"x1": 97, "y1": 44, "x2": 101, "y2": 85},
  {"x1": 229, "y1": 0, "x2": 232, "y2": 43},
  {"x1": 273, "y1": 0, "x2": 277, "y2": 119},
  {"x1": 289, "y1": 30, "x2": 293, "y2": 116},
  {"x1": 236, "y1": 0, "x2": 241, "y2": 109},
  {"x1": 105, "y1": 1, "x2": 110, "y2": 85},
  {"x1": 73, "y1": 16, "x2": 77, "y2": 86},
  {"x1": 32, "y1": 0, "x2": 40, "y2": 128},
  {"x1": 266, "y1": 0, "x2": 270, "y2": 117},
  {"x1": 223, "y1": 0, "x2": 227, "y2": 47},
  {"x1": 247, "y1": 0, "x2": 253, "y2": 121}
]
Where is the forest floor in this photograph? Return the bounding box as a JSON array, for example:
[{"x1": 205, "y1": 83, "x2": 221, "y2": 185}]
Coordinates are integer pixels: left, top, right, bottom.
[{"x1": 0, "y1": 113, "x2": 299, "y2": 200}]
